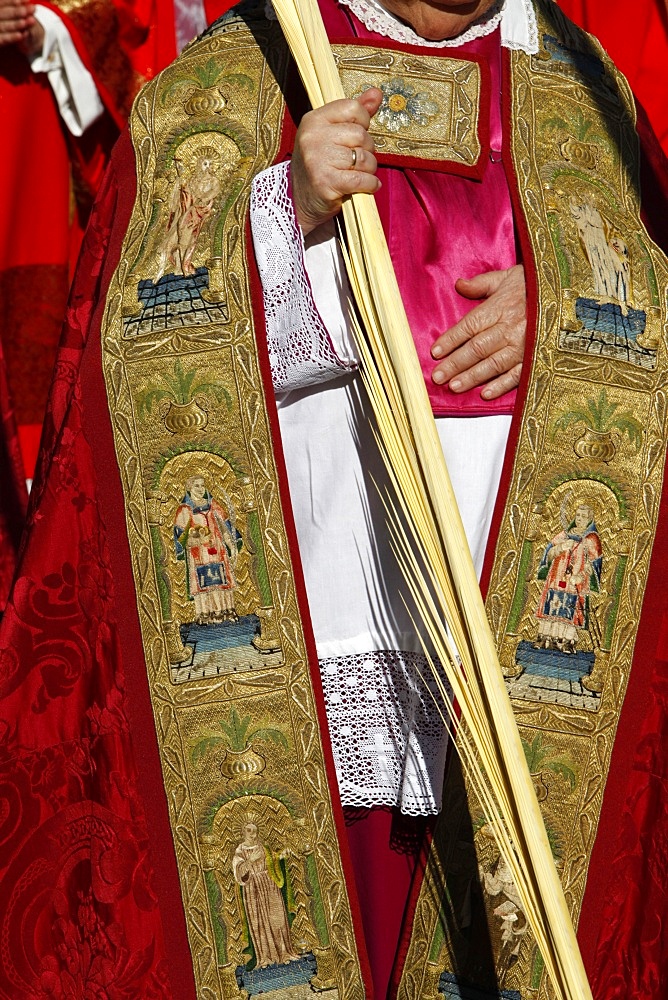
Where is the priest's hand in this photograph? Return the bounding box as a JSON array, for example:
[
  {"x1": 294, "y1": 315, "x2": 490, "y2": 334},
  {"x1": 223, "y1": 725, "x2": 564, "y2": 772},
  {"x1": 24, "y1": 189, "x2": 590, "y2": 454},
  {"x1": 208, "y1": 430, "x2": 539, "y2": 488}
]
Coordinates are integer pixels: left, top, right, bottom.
[
  {"x1": 291, "y1": 88, "x2": 383, "y2": 236},
  {"x1": 430, "y1": 264, "x2": 526, "y2": 400},
  {"x1": 0, "y1": 0, "x2": 43, "y2": 54},
  {"x1": 0, "y1": 1, "x2": 37, "y2": 51}
]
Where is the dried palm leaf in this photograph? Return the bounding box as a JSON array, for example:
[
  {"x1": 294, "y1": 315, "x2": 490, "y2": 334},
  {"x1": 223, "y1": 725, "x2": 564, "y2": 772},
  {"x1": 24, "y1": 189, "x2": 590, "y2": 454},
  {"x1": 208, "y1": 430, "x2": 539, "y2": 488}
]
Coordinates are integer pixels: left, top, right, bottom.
[{"x1": 270, "y1": 0, "x2": 593, "y2": 996}]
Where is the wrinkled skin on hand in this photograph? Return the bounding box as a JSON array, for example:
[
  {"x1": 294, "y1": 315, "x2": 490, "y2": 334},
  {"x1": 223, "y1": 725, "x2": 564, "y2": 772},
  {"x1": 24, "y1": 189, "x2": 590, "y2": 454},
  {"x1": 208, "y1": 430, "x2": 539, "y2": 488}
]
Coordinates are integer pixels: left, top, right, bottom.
[
  {"x1": 291, "y1": 89, "x2": 527, "y2": 397},
  {"x1": 431, "y1": 264, "x2": 527, "y2": 399},
  {"x1": 291, "y1": 87, "x2": 383, "y2": 236},
  {"x1": 0, "y1": 0, "x2": 44, "y2": 54}
]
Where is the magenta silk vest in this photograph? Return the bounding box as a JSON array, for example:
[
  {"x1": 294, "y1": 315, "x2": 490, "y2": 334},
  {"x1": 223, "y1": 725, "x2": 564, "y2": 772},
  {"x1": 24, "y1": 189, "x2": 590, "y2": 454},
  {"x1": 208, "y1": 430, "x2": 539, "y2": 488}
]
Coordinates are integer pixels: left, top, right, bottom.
[{"x1": 320, "y1": 0, "x2": 518, "y2": 416}]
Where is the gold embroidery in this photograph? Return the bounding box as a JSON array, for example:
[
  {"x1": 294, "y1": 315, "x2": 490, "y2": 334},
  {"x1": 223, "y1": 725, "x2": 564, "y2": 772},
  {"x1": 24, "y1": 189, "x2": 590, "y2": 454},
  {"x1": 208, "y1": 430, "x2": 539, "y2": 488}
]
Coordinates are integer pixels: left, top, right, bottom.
[
  {"x1": 332, "y1": 43, "x2": 483, "y2": 166},
  {"x1": 398, "y1": 2, "x2": 668, "y2": 997},
  {"x1": 101, "y1": 9, "x2": 364, "y2": 998}
]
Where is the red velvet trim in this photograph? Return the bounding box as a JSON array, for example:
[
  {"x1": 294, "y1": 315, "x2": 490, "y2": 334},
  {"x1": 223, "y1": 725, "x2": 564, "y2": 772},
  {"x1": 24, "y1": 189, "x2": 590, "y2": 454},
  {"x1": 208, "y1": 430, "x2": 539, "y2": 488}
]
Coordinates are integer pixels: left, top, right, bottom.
[
  {"x1": 343, "y1": 808, "x2": 431, "y2": 1000},
  {"x1": 479, "y1": 47, "x2": 536, "y2": 598},
  {"x1": 17, "y1": 424, "x2": 42, "y2": 482},
  {"x1": 78, "y1": 130, "x2": 197, "y2": 999},
  {"x1": 636, "y1": 99, "x2": 668, "y2": 257},
  {"x1": 328, "y1": 34, "x2": 491, "y2": 180},
  {"x1": 246, "y1": 97, "x2": 375, "y2": 998},
  {"x1": 389, "y1": 815, "x2": 436, "y2": 998},
  {"x1": 0, "y1": 345, "x2": 28, "y2": 611}
]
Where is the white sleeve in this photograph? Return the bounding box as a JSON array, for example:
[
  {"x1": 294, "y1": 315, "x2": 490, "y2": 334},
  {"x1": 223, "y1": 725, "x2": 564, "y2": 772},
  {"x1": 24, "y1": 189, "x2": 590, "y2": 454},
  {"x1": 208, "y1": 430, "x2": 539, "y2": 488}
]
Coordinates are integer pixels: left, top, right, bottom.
[
  {"x1": 250, "y1": 160, "x2": 358, "y2": 394},
  {"x1": 30, "y1": 5, "x2": 105, "y2": 136}
]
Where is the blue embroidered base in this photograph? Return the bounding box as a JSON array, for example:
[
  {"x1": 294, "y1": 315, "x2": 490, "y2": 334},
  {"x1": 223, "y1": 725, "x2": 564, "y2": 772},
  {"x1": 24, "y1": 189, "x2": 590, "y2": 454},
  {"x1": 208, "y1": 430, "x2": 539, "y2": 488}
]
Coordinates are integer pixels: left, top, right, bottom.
[
  {"x1": 236, "y1": 953, "x2": 317, "y2": 996},
  {"x1": 438, "y1": 972, "x2": 521, "y2": 999}
]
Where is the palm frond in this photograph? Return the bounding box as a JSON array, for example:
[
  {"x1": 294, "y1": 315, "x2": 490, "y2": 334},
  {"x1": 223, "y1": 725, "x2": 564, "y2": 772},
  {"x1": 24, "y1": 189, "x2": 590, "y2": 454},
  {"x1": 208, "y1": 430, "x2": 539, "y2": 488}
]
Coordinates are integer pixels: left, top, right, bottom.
[
  {"x1": 224, "y1": 72, "x2": 255, "y2": 91},
  {"x1": 586, "y1": 387, "x2": 617, "y2": 430},
  {"x1": 194, "y1": 57, "x2": 224, "y2": 90},
  {"x1": 137, "y1": 386, "x2": 173, "y2": 417},
  {"x1": 270, "y1": 2, "x2": 593, "y2": 997},
  {"x1": 552, "y1": 408, "x2": 589, "y2": 436},
  {"x1": 611, "y1": 413, "x2": 643, "y2": 450},
  {"x1": 548, "y1": 761, "x2": 577, "y2": 793},
  {"x1": 191, "y1": 380, "x2": 233, "y2": 408},
  {"x1": 249, "y1": 727, "x2": 289, "y2": 750}
]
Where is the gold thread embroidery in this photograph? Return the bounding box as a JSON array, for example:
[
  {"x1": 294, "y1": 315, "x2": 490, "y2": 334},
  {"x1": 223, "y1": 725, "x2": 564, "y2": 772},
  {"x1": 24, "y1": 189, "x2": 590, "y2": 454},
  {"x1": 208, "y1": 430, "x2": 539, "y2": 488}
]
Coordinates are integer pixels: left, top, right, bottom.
[
  {"x1": 332, "y1": 43, "x2": 483, "y2": 166},
  {"x1": 398, "y1": 2, "x2": 668, "y2": 997},
  {"x1": 100, "y1": 10, "x2": 365, "y2": 998}
]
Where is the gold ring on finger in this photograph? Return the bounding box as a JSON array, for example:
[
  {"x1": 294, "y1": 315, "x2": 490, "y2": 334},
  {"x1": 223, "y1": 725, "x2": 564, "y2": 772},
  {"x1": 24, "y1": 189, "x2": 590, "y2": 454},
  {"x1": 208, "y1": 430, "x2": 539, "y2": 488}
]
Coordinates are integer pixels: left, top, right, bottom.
[{"x1": 350, "y1": 147, "x2": 357, "y2": 168}]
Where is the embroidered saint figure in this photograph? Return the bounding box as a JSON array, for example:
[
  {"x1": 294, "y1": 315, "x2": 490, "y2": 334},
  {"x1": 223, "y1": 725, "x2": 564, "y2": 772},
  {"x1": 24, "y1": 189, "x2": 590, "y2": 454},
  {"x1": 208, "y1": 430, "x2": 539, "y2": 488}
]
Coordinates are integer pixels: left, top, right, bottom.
[
  {"x1": 232, "y1": 822, "x2": 299, "y2": 969},
  {"x1": 534, "y1": 503, "x2": 602, "y2": 654},
  {"x1": 158, "y1": 148, "x2": 223, "y2": 277},
  {"x1": 173, "y1": 475, "x2": 242, "y2": 625},
  {"x1": 569, "y1": 195, "x2": 632, "y2": 308},
  {"x1": 479, "y1": 821, "x2": 529, "y2": 962}
]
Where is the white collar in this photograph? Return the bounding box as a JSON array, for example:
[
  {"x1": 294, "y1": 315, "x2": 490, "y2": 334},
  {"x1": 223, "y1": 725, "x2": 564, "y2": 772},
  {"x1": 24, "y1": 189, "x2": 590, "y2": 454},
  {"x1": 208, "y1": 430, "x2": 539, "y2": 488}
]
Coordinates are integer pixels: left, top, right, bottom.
[{"x1": 336, "y1": 0, "x2": 538, "y2": 53}]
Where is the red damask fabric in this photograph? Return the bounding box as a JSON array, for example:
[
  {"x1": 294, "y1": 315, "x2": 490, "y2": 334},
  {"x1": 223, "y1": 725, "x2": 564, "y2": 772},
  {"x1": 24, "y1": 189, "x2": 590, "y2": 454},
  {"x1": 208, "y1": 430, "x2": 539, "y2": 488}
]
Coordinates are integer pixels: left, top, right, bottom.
[
  {"x1": 0, "y1": 0, "x2": 178, "y2": 609},
  {"x1": 2, "y1": 11, "x2": 668, "y2": 1000},
  {"x1": 0, "y1": 148, "x2": 182, "y2": 999},
  {"x1": 0, "y1": 340, "x2": 28, "y2": 614}
]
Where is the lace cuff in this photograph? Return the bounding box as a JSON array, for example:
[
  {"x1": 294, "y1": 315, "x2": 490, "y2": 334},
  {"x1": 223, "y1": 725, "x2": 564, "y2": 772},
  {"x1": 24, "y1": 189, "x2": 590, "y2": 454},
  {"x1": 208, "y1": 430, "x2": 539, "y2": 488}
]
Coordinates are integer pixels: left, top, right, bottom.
[{"x1": 250, "y1": 161, "x2": 358, "y2": 394}]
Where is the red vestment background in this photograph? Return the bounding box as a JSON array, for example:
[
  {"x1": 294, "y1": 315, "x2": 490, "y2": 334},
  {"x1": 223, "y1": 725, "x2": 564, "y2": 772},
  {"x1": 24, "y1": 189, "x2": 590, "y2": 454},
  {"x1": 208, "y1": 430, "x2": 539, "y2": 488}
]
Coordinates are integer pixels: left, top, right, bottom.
[
  {"x1": 558, "y1": 0, "x2": 668, "y2": 154},
  {"x1": 0, "y1": 0, "x2": 178, "y2": 610},
  {"x1": 1, "y1": 4, "x2": 668, "y2": 997}
]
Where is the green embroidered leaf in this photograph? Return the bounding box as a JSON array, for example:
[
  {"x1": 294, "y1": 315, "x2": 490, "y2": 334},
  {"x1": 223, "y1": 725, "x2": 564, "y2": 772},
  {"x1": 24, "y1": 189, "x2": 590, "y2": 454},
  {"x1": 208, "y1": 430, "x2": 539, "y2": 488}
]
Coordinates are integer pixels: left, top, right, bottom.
[{"x1": 191, "y1": 735, "x2": 224, "y2": 763}]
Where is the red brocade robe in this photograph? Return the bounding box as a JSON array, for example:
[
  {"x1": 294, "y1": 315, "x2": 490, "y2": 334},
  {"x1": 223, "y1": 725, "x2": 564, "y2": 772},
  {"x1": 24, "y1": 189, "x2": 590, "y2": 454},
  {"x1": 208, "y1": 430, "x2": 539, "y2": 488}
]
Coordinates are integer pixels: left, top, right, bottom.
[
  {"x1": 0, "y1": 0, "x2": 178, "y2": 610},
  {"x1": 2, "y1": 3, "x2": 668, "y2": 998}
]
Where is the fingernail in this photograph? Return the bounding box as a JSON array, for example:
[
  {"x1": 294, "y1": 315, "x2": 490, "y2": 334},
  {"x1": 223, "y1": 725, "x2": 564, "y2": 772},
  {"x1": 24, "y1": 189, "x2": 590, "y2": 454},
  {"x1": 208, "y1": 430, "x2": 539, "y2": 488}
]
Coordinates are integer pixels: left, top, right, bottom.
[
  {"x1": 450, "y1": 379, "x2": 461, "y2": 391},
  {"x1": 431, "y1": 345, "x2": 443, "y2": 359},
  {"x1": 481, "y1": 388, "x2": 492, "y2": 399},
  {"x1": 432, "y1": 371, "x2": 446, "y2": 385}
]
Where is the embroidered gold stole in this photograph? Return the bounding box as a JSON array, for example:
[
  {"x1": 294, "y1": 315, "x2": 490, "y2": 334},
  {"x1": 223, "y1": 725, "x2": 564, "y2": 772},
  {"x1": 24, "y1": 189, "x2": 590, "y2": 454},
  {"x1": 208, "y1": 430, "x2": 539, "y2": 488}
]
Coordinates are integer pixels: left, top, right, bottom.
[
  {"x1": 99, "y1": 6, "x2": 366, "y2": 998},
  {"x1": 98, "y1": 1, "x2": 668, "y2": 996},
  {"x1": 398, "y1": 3, "x2": 668, "y2": 998}
]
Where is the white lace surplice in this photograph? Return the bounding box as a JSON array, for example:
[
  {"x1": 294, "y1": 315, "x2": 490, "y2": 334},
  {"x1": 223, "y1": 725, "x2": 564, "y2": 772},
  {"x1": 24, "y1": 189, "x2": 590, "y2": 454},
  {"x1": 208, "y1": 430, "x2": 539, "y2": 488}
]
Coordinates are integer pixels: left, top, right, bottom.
[{"x1": 251, "y1": 0, "x2": 534, "y2": 814}]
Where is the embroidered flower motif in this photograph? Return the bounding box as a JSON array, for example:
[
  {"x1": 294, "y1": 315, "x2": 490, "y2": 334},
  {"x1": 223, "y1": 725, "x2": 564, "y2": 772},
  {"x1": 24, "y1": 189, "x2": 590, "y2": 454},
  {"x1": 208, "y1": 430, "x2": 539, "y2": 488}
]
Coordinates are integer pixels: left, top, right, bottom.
[{"x1": 370, "y1": 78, "x2": 439, "y2": 132}]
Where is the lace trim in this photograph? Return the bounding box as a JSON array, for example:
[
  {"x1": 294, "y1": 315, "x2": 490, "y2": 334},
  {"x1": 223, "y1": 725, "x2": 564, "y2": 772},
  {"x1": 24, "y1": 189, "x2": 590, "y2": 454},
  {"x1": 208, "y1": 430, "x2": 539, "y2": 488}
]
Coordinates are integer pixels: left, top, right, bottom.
[
  {"x1": 250, "y1": 162, "x2": 356, "y2": 392},
  {"x1": 503, "y1": 0, "x2": 539, "y2": 53},
  {"x1": 337, "y1": 0, "x2": 504, "y2": 49},
  {"x1": 319, "y1": 650, "x2": 452, "y2": 816},
  {"x1": 266, "y1": 0, "x2": 538, "y2": 54}
]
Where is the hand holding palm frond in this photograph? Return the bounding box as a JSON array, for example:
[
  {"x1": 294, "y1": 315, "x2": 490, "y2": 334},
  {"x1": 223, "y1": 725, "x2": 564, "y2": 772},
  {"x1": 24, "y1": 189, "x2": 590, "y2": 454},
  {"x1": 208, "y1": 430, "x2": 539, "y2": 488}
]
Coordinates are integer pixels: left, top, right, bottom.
[{"x1": 270, "y1": 0, "x2": 593, "y2": 997}]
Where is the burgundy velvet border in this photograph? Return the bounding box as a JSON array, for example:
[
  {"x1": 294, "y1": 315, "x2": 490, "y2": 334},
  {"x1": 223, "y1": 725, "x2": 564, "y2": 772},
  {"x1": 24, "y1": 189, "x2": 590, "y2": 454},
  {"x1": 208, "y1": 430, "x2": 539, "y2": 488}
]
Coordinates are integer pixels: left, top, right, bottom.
[
  {"x1": 79, "y1": 129, "x2": 197, "y2": 1000},
  {"x1": 245, "y1": 104, "x2": 375, "y2": 998},
  {"x1": 388, "y1": 819, "x2": 436, "y2": 998},
  {"x1": 328, "y1": 34, "x2": 491, "y2": 180},
  {"x1": 479, "y1": 47, "x2": 538, "y2": 597}
]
